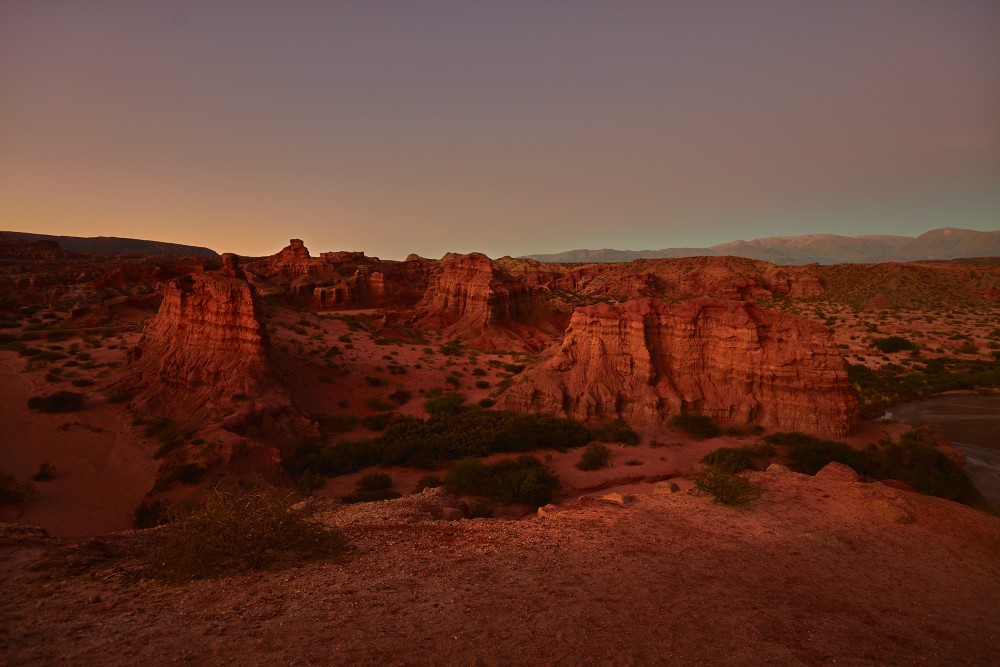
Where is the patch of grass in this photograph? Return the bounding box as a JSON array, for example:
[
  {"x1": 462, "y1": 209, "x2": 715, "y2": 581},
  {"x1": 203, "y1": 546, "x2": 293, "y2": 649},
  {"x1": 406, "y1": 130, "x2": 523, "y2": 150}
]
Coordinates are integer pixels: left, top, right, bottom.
[
  {"x1": 668, "y1": 413, "x2": 720, "y2": 440},
  {"x1": 133, "y1": 499, "x2": 169, "y2": 529},
  {"x1": 576, "y1": 443, "x2": 612, "y2": 471},
  {"x1": 27, "y1": 391, "x2": 84, "y2": 413},
  {"x1": 142, "y1": 489, "x2": 348, "y2": 579}
]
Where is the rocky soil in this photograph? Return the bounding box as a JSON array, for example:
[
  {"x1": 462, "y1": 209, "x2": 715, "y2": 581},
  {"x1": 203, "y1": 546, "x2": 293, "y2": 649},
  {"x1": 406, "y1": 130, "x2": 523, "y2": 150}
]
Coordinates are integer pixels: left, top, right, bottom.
[{"x1": 2, "y1": 465, "x2": 999, "y2": 666}]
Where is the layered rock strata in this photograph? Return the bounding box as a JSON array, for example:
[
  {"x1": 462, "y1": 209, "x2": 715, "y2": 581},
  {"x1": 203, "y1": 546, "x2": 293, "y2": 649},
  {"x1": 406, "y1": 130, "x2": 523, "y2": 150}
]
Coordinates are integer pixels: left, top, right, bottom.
[{"x1": 501, "y1": 297, "x2": 859, "y2": 435}]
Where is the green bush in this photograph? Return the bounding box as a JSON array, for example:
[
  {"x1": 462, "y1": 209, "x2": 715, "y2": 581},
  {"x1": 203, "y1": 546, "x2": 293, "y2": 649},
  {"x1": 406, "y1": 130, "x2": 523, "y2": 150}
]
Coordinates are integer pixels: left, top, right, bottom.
[
  {"x1": 362, "y1": 412, "x2": 395, "y2": 431},
  {"x1": 444, "y1": 456, "x2": 558, "y2": 508},
  {"x1": 872, "y1": 336, "x2": 917, "y2": 353},
  {"x1": 365, "y1": 397, "x2": 394, "y2": 411},
  {"x1": 315, "y1": 413, "x2": 358, "y2": 434},
  {"x1": 388, "y1": 389, "x2": 412, "y2": 405},
  {"x1": 27, "y1": 391, "x2": 84, "y2": 413},
  {"x1": 342, "y1": 472, "x2": 401, "y2": 504},
  {"x1": 668, "y1": 413, "x2": 720, "y2": 440},
  {"x1": 766, "y1": 432, "x2": 871, "y2": 476},
  {"x1": 143, "y1": 489, "x2": 348, "y2": 579},
  {"x1": 296, "y1": 470, "x2": 325, "y2": 496},
  {"x1": 413, "y1": 474, "x2": 443, "y2": 493},
  {"x1": 591, "y1": 418, "x2": 639, "y2": 445},
  {"x1": 286, "y1": 410, "x2": 592, "y2": 476},
  {"x1": 576, "y1": 443, "x2": 612, "y2": 471},
  {"x1": 701, "y1": 448, "x2": 754, "y2": 473},
  {"x1": 423, "y1": 392, "x2": 467, "y2": 416},
  {"x1": 693, "y1": 465, "x2": 763, "y2": 505}
]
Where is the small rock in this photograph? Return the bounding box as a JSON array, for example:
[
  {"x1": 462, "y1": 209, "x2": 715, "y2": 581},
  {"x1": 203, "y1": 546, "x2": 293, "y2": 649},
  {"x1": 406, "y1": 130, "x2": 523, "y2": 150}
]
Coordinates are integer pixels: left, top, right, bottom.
[
  {"x1": 439, "y1": 507, "x2": 463, "y2": 521},
  {"x1": 815, "y1": 462, "x2": 860, "y2": 482},
  {"x1": 869, "y1": 499, "x2": 915, "y2": 524},
  {"x1": 766, "y1": 463, "x2": 791, "y2": 474},
  {"x1": 652, "y1": 481, "x2": 681, "y2": 495}
]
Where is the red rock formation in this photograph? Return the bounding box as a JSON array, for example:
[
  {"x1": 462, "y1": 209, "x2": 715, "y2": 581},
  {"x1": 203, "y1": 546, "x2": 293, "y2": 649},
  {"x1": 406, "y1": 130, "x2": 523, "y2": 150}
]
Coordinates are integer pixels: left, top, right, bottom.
[
  {"x1": 414, "y1": 252, "x2": 564, "y2": 349},
  {"x1": 124, "y1": 270, "x2": 271, "y2": 422},
  {"x1": 501, "y1": 297, "x2": 859, "y2": 435}
]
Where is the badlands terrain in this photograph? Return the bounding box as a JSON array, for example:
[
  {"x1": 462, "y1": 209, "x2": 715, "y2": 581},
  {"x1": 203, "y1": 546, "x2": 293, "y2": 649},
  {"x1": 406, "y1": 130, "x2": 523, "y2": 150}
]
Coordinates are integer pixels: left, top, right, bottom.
[{"x1": 1, "y1": 232, "x2": 999, "y2": 664}]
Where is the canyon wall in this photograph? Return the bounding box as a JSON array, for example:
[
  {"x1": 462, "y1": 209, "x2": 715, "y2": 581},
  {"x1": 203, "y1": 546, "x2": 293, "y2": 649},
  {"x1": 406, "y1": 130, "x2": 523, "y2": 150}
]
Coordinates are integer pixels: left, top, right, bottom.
[{"x1": 501, "y1": 297, "x2": 859, "y2": 435}]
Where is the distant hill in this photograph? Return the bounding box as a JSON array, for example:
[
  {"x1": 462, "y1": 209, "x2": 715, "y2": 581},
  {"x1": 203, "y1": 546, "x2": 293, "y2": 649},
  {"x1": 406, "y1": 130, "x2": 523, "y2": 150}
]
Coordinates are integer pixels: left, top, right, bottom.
[
  {"x1": 524, "y1": 227, "x2": 1000, "y2": 265},
  {"x1": 1, "y1": 231, "x2": 218, "y2": 257}
]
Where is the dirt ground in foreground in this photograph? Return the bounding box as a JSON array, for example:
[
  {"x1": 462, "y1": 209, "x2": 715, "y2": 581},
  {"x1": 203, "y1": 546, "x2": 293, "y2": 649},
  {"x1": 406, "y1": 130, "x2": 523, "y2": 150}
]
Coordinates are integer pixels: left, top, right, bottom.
[{"x1": 2, "y1": 465, "x2": 999, "y2": 666}]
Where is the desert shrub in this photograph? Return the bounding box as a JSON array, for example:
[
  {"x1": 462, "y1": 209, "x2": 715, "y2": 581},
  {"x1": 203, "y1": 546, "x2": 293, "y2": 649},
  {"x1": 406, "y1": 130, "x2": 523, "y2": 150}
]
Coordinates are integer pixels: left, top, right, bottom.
[
  {"x1": 133, "y1": 499, "x2": 170, "y2": 529},
  {"x1": 591, "y1": 418, "x2": 639, "y2": 445},
  {"x1": 342, "y1": 472, "x2": 401, "y2": 504},
  {"x1": 475, "y1": 380, "x2": 491, "y2": 389},
  {"x1": 478, "y1": 397, "x2": 496, "y2": 408},
  {"x1": 296, "y1": 470, "x2": 325, "y2": 496},
  {"x1": 70, "y1": 378, "x2": 94, "y2": 388},
  {"x1": 439, "y1": 340, "x2": 463, "y2": 356},
  {"x1": 364, "y1": 376, "x2": 387, "y2": 387},
  {"x1": 471, "y1": 368, "x2": 487, "y2": 377},
  {"x1": 413, "y1": 474, "x2": 443, "y2": 493},
  {"x1": 286, "y1": 410, "x2": 591, "y2": 476},
  {"x1": 872, "y1": 336, "x2": 917, "y2": 353},
  {"x1": 668, "y1": 413, "x2": 720, "y2": 440},
  {"x1": 502, "y1": 363, "x2": 525, "y2": 374},
  {"x1": 315, "y1": 413, "x2": 358, "y2": 434},
  {"x1": 701, "y1": 448, "x2": 755, "y2": 473},
  {"x1": 362, "y1": 412, "x2": 395, "y2": 431},
  {"x1": 388, "y1": 388, "x2": 412, "y2": 405},
  {"x1": 766, "y1": 432, "x2": 871, "y2": 476},
  {"x1": 27, "y1": 391, "x2": 84, "y2": 413},
  {"x1": 876, "y1": 427, "x2": 980, "y2": 504},
  {"x1": 576, "y1": 443, "x2": 612, "y2": 471},
  {"x1": 444, "y1": 456, "x2": 558, "y2": 508},
  {"x1": 143, "y1": 489, "x2": 348, "y2": 579},
  {"x1": 32, "y1": 463, "x2": 57, "y2": 482},
  {"x1": 365, "y1": 397, "x2": 394, "y2": 411},
  {"x1": 693, "y1": 465, "x2": 763, "y2": 505},
  {"x1": 0, "y1": 473, "x2": 36, "y2": 505},
  {"x1": 423, "y1": 392, "x2": 466, "y2": 416}
]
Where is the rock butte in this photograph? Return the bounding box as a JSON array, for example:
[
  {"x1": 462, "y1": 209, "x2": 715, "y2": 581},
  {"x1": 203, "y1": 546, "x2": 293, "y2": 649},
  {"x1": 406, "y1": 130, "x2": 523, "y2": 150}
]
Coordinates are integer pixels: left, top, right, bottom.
[{"x1": 502, "y1": 297, "x2": 860, "y2": 435}]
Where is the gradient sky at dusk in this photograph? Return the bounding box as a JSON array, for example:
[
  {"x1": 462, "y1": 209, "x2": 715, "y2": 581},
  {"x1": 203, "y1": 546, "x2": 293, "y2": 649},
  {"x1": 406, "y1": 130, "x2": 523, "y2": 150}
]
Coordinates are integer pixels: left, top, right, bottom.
[{"x1": 2, "y1": 1, "x2": 998, "y2": 259}]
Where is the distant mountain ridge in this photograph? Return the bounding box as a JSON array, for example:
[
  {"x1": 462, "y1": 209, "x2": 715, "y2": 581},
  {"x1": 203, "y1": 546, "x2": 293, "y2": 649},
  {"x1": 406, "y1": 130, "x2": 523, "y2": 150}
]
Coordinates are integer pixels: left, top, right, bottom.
[
  {"x1": 523, "y1": 227, "x2": 1000, "y2": 265},
  {"x1": 2, "y1": 231, "x2": 218, "y2": 257}
]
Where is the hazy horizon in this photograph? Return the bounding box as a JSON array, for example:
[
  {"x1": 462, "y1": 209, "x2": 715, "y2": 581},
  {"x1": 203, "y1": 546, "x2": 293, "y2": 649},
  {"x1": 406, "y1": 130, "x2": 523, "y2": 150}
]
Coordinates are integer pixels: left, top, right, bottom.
[{"x1": 3, "y1": 1, "x2": 998, "y2": 259}]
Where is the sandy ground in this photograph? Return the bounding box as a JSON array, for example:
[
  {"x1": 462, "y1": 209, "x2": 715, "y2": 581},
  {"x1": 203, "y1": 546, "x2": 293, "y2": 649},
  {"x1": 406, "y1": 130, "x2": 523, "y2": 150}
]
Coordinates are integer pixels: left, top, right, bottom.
[
  {"x1": 1, "y1": 465, "x2": 999, "y2": 666},
  {"x1": 0, "y1": 345, "x2": 158, "y2": 537}
]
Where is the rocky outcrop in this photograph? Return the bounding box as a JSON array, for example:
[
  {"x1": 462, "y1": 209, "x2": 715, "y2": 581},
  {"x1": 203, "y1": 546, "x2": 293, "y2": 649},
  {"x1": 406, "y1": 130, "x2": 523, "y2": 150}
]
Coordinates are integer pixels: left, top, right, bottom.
[
  {"x1": 123, "y1": 269, "x2": 271, "y2": 422},
  {"x1": 501, "y1": 297, "x2": 859, "y2": 435},
  {"x1": 414, "y1": 252, "x2": 564, "y2": 348}
]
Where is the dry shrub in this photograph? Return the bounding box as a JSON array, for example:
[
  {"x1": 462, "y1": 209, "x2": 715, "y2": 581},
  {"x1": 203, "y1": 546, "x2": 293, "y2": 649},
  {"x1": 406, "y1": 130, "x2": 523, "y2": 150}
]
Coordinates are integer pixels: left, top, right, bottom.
[
  {"x1": 693, "y1": 465, "x2": 763, "y2": 506},
  {"x1": 143, "y1": 488, "x2": 348, "y2": 580}
]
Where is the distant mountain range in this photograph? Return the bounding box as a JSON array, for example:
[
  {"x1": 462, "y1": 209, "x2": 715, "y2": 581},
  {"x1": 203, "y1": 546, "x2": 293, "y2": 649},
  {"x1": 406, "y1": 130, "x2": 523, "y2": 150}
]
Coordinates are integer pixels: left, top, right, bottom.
[
  {"x1": 2, "y1": 231, "x2": 218, "y2": 257},
  {"x1": 523, "y1": 227, "x2": 1000, "y2": 265}
]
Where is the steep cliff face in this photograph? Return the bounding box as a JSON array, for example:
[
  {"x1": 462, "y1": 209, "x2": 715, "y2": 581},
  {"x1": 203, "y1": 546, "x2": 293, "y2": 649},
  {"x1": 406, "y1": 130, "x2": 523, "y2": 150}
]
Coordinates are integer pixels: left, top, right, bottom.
[
  {"x1": 124, "y1": 271, "x2": 271, "y2": 421},
  {"x1": 501, "y1": 297, "x2": 859, "y2": 435},
  {"x1": 414, "y1": 252, "x2": 563, "y2": 348}
]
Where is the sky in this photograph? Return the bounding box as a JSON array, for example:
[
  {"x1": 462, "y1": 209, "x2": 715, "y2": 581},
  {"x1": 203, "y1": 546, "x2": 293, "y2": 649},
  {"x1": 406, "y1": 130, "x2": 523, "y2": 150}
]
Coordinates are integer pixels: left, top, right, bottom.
[{"x1": 1, "y1": 1, "x2": 998, "y2": 259}]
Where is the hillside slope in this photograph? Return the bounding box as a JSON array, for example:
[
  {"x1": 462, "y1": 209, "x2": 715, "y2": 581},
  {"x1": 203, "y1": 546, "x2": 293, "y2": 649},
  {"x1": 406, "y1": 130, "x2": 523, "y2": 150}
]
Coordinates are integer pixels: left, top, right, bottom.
[{"x1": 2, "y1": 231, "x2": 218, "y2": 257}]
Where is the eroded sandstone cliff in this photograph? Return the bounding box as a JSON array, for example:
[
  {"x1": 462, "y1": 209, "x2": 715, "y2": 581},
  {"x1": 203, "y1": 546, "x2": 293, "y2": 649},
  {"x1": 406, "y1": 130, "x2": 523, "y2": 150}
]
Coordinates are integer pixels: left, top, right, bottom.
[{"x1": 502, "y1": 297, "x2": 859, "y2": 435}]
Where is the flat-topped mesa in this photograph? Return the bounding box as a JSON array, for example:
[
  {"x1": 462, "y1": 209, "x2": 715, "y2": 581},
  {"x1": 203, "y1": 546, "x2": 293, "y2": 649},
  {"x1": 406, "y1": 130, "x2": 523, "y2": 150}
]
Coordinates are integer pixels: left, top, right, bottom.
[
  {"x1": 123, "y1": 271, "x2": 271, "y2": 423},
  {"x1": 413, "y1": 252, "x2": 561, "y2": 347},
  {"x1": 501, "y1": 297, "x2": 859, "y2": 436}
]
